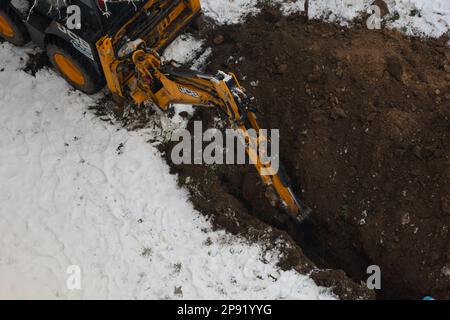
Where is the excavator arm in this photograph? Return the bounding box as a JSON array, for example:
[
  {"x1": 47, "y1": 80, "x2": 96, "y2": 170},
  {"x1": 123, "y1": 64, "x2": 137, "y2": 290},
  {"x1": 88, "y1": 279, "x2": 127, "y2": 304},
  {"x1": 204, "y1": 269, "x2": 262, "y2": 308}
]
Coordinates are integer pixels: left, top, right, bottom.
[
  {"x1": 118, "y1": 47, "x2": 311, "y2": 221},
  {"x1": 94, "y1": 0, "x2": 311, "y2": 221}
]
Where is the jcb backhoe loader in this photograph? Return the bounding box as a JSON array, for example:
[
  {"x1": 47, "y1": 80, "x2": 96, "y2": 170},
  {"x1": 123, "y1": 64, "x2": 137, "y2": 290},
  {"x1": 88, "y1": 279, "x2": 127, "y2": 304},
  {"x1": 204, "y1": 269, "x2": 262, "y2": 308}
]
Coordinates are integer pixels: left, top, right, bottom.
[{"x1": 0, "y1": 0, "x2": 311, "y2": 222}]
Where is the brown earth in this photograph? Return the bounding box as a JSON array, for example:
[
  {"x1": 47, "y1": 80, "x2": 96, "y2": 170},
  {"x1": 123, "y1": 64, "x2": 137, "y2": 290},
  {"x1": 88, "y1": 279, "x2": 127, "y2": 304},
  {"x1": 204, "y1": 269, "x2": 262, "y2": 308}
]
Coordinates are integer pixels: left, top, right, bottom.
[
  {"x1": 20, "y1": 8, "x2": 449, "y2": 300},
  {"x1": 89, "y1": 95, "x2": 374, "y2": 300},
  {"x1": 156, "y1": 109, "x2": 374, "y2": 300},
  {"x1": 116, "y1": 9, "x2": 450, "y2": 299},
  {"x1": 198, "y1": 9, "x2": 449, "y2": 299}
]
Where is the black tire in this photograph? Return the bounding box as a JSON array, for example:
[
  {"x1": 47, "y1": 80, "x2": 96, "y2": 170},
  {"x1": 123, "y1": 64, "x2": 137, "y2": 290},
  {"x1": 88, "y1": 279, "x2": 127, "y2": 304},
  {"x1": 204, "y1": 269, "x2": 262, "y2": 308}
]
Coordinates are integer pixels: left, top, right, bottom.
[
  {"x1": 0, "y1": 6, "x2": 30, "y2": 46},
  {"x1": 46, "y1": 40, "x2": 105, "y2": 94}
]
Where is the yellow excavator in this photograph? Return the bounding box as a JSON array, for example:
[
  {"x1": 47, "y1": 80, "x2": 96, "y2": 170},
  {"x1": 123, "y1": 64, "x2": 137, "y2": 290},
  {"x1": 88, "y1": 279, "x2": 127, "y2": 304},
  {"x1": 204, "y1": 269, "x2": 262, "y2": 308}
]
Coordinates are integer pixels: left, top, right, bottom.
[{"x1": 0, "y1": 0, "x2": 311, "y2": 222}]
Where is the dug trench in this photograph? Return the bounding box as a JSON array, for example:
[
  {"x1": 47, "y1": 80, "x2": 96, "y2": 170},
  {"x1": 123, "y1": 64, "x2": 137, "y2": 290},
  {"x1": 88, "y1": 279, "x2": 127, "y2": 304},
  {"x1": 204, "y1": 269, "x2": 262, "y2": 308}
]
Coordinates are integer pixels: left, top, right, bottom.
[
  {"x1": 159, "y1": 10, "x2": 450, "y2": 299},
  {"x1": 20, "y1": 10, "x2": 449, "y2": 300}
]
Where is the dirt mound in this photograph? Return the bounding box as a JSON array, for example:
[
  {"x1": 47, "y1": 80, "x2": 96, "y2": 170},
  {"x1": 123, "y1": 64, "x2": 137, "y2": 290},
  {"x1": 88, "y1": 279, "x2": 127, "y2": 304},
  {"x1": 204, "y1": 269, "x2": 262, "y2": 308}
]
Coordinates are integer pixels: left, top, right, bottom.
[{"x1": 201, "y1": 10, "x2": 449, "y2": 299}]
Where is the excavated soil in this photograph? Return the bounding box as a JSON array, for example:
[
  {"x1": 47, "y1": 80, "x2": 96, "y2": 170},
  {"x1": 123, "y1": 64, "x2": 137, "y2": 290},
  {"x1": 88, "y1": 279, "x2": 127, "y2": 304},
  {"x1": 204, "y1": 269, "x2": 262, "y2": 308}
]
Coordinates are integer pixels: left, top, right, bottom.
[
  {"x1": 20, "y1": 9, "x2": 449, "y2": 300},
  {"x1": 134, "y1": 10, "x2": 450, "y2": 299},
  {"x1": 195, "y1": 10, "x2": 449, "y2": 299},
  {"x1": 157, "y1": 109, "x2": 374, "y2": 300},
  {"x1": 91, "y1": 96, "x2": 374, "y2": 300}
]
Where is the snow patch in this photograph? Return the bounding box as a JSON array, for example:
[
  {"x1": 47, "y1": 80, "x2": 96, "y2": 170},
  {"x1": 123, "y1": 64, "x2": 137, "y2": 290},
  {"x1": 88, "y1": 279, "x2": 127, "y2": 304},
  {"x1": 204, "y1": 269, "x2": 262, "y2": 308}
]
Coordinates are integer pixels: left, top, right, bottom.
[
  {"x1": 216, "y1": 0, "x2": 449, "y2": 38},
  {"x1": 200, "y1": 0, "x2": 259, "y2": 24},
  {"x1": 0, "y1": 42, "x2": 335, "y2": 300},
  {"x1": 162, "y1": 34, "x2": 206, "y2": 65},
  {"x1": 304, "y1": 0, "x2": 450, "y2": 37},
  {"x1": 386, "y1": 0, "x2": 450, "y2": 38}
]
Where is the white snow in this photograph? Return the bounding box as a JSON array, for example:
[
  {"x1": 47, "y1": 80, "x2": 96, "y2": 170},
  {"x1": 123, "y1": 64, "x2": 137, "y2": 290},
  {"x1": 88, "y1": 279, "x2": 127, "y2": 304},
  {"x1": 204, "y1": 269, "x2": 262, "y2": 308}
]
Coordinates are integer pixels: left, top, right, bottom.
[
  {"x1": 301, "y1": 0, "x2": 450, "y2": 37},
  {"x1": 307, "y1": 0, "x2": 368, "y2": 23},
  {"x1": 386, "y1": 0, "x2": 450, "y2": 38},
  {"x1": 162, "y1": 34, "x2": 206, "y2": 65},
  {"x1": 0, "y1": 43, "x2": 335, "y2": 299},
  {"x1": 201, "y1": 0, "x2": 450, "y2": 37},
  {"x1": 278, "y1": 0, "x2": 306, "y2": 15},
  {"x1": 200, "y1": 0, "x2": 259, "y2": 25},
  {"x1": 2, "y1": 0, "x2": 447, "y2": 301}
]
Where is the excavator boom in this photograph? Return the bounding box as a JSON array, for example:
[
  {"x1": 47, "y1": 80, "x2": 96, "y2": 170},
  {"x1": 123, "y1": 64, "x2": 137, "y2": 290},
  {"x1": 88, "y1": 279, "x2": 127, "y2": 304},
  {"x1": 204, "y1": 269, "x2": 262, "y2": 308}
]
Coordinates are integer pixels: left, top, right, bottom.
[
  {"x1": 95, "y1": 2, "x2": 311, "y2": 222},
  {"x1": 134, "y1": 49, "x2": 311, "y2": 221}
]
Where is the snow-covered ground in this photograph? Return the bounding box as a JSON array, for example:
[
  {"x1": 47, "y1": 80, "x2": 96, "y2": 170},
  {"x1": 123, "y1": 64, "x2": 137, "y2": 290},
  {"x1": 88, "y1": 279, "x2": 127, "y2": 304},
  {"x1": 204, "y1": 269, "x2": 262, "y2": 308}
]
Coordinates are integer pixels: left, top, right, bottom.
[
  {"x1": 0, "y1": 42, "x2": 336, "y2": 300},
  {"x1": 14, "y1": 0, "x2": 450, "y2": 37},
  {"x1": 1, "y1": 0, "x2": 448, "y2": 300},
  {"x1": 202, "y1": 0, "x2": 450, "y2": 38},
  {"x1": 306, "y1": 0, "x2": 450, "y2": 38}
]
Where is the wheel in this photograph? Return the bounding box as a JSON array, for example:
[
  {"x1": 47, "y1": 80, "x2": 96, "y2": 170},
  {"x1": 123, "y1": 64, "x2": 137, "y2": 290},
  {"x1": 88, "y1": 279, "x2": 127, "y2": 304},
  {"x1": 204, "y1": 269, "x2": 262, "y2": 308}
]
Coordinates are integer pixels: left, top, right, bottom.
[
  {"x1": 0, "y1": 6, "x2": 30, "y2": 46},
  {"x1": 46, "y1": 41, "x2": 105, "y2": 94}
]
